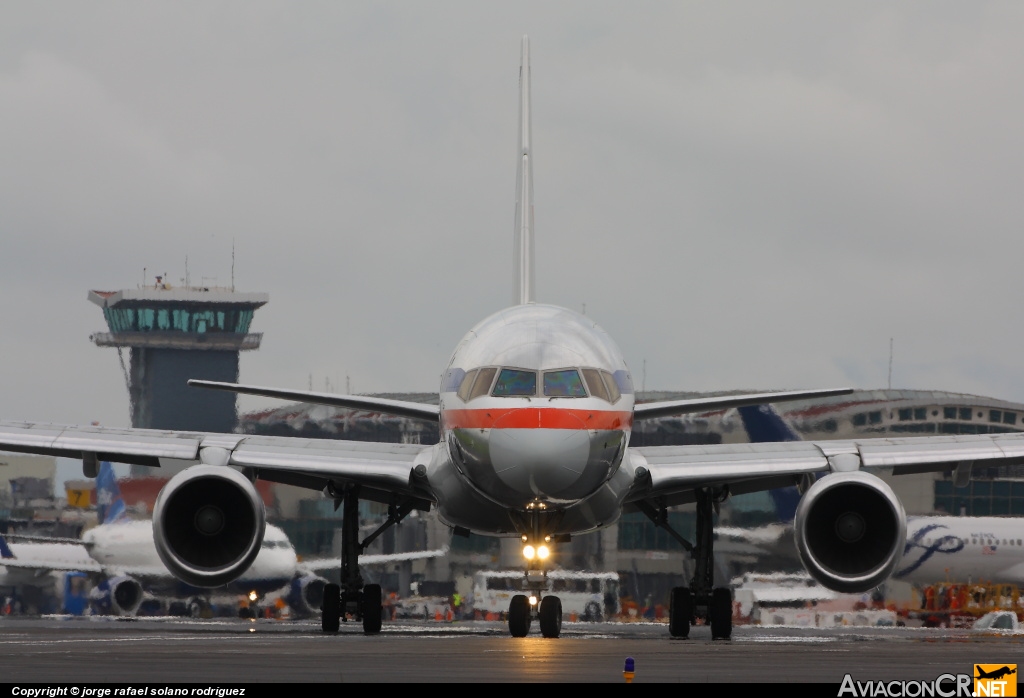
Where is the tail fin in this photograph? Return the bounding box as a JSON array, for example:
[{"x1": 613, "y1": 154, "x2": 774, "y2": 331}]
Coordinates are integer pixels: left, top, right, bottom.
[
  {"x1": 0, "y1": 533, "x2": 14, "y2": 559},
  {"x1": 96, "y1": 461, "x2": 128, "y2": 525},
  {"x1": 513, "y1": 35, "x2": 535, "y2": 305},
  {"x1": 737, "y1": 404, "x2": 804, "y2": 523}
]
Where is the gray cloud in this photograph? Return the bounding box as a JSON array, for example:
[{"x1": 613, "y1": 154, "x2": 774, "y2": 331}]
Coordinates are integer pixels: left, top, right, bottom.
[{"x1": 2, "y1": 2, "x2": 1024, "y2": 429}]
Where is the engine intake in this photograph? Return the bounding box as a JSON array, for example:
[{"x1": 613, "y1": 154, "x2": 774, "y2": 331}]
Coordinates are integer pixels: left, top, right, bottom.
[
  {"x1": 794, "y1": 470, "x2": 906, "y2": 593},
  {"x1": 153, "y1": 465, "x2": 266, "y2": 588},
  {"x1": 88, "y1": 575, "x2": 143, "y2": 616},
  {"x1": 287, "y1": 574, "x2": 328, "y2": 617}
]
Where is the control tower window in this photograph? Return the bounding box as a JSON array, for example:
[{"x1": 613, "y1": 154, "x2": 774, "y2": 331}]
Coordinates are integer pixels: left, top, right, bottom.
[
  {"x1": 543, "y1": 370, "x2": 587, "y2": 397},
  {"x1": 492, "y1": 368, "x2": 537, "y2": 397}
]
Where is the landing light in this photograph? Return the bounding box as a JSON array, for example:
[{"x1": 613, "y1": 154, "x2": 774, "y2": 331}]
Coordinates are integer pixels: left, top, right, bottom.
[
  {"x1": 522, "y1": 545, "x2": 536, "y2": 560},
  {"x1": 248, "y1": 591, "x2": 258, "y2": 602},
  {"x1": 537, "y1": 545, "x2": 550, "y2": 560},
  {"x1": 528, "y1": 596, "x2": 538, "y2": 606}
]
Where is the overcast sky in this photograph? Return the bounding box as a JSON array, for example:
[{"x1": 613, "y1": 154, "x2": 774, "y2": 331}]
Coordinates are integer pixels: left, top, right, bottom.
[{"x1": 3, "y1": 2, "x2": 1024, "y2": 431}]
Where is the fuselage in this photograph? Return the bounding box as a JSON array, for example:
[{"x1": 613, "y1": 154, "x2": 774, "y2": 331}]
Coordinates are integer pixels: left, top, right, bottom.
[
  {"x1": 431, "y1": 304, "x2": 637, "y2": 536},
  {"x1": 894, "y1": 516, "x2": 1024, "y2": 585},
  {"x1": 84, "y1": 520, "x2": 298, "y2": 596}
]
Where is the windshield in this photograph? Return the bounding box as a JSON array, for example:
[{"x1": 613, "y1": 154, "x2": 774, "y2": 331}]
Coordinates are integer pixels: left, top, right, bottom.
[{"x1": 492, "y1": 368, "x2": 537, "y2": 396}]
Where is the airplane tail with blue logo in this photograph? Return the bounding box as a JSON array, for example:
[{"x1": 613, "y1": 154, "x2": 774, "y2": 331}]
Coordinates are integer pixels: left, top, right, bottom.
[
  {"x1": 736, "y1": 404, "x2": 805, "y2": 523},
  {"x1": 96, "y1": 461, "x2": 128, "y2": 525},
  {"x1": 0, "y1": 533, "x2": 14, "y2": 559}
]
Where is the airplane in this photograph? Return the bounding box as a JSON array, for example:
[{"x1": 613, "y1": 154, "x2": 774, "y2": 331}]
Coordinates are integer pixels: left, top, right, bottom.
[
  {"x1": 3, "y1": 36, "x2": 1024, "y2": 641},
  {"x1": 975, "y1": 666, "x2": 1017, "y2": 680},
  {"x1": 1, "y1": 462, "x2": 323, "y2": 618},
  {"x1": 734, "y1": 404, "x2": 1024, "y2": 588}
]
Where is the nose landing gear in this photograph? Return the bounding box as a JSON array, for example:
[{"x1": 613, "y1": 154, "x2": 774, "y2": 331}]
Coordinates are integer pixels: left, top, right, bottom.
[{"x1": 506, "y1": 510, "x2": 566, "y2": 638}]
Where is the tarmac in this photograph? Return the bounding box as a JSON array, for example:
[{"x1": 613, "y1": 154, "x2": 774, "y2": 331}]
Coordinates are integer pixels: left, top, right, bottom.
[{"x1": 0, "y1": 616, "x2": 1020, "y2": 684}]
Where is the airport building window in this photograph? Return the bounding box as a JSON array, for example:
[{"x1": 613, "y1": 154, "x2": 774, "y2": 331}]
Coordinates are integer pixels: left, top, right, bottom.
[
  {"x1": 1004, "y1": 412, "x2": 1017, "y2": 425},
  {"x1": 869, "y1": 411, "x2": 882, "y2": 425},
  {"x1": 492, "y1": 368, "x2": 537, "y2": 397},
  {"x1": 898, "y1": 409, "x2": 913, "y2": 421},
  {"x1": 853, "y1": 413, "x2": 867, "y2": 427},
  {"x1": 944, "y1": 407, "x2": 957, "y2": 419},
  {"x1": 618, "y1": 510, "x2": 694, "y2": 551},
  {"x1": 959, "y1": 408, "x2": 973, "y2": 420},
  {"x1": 543, "y1": 369, "x2": 587, "y2": 397},
  {"x1": 934, "y1": 479, "x2": 1024, "y2": 517},
  {"x1": 914, "y1": 408, "x2": 927, "y2": 420},
  {"x1": 990, "y1": 410, "x2": 1002, "y2": 423}
]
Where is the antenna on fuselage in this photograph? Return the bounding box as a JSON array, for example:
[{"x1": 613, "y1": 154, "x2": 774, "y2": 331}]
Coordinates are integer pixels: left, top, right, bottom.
[{"x1": 513, "y1": 35, "x2": 535, "y2": 305}]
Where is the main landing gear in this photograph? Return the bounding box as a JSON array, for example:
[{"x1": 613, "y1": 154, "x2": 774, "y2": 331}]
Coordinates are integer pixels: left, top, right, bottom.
[
  {"x1": 638, "y1": 487, "x2": 733, "y2": 640},
  {"x1": 321, "y1": 483, "x2": 416, "y2": 635}
]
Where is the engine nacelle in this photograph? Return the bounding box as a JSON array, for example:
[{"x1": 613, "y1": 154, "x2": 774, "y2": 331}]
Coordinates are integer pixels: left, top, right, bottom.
[
  {"x1": 153, "y1": 465, "x2": 266, "y2": 588},
  {"x1": 794, "y1": 470, "x2": 907, "y2": 593},
  {"x1": 88, "y1": 575, "x2": 143, "y2": 616},
  {"x1": 286, "y1": 574, "x2": 328, "y2": 617}
]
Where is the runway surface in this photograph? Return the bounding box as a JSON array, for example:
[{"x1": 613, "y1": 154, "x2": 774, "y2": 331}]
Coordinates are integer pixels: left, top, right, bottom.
[{"x1": 1, "y1": 616, "x2": 1020, "y2": 683}]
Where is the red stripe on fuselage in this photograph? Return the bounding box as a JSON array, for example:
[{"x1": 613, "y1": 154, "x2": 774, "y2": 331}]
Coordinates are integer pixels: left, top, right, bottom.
[{"x1": 442, "y1": 408, "x2": 633, "y2": 430}]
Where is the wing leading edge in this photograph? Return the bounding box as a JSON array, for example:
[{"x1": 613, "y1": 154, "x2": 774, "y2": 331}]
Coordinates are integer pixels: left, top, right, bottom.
[
  {"x1": 633, "y1": 387, "x2": 855, "y2": 421},
  {"x1": 187, "y1": 380, "x2": 440, "y2": 423},
  {"x1": 0, "y1": 421, "x2": 433, "y2": 507},
  {"x1": 628, "y1": 431, "x2": 1024, "y2": 507}
]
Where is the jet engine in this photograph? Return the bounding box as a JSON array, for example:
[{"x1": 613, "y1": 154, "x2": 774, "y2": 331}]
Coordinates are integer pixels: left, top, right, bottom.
[
  {"x1": 153, "y1": 465, "x2": 266, "y2": 588},
  {"x1": 793, "y1": 470, "x2": 907, "y2": 593},
  {"x1": 286, "y1": 573, "x2": 328, "y2": 617},
  {"x1": 88, "y1": 575, "x2": 143, "y2": 616}
]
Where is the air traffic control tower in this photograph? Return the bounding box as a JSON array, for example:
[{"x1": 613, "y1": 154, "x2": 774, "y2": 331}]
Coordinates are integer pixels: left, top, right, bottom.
[{"x1": 89, "y1": 283, "x2": 268, "y2": 434}]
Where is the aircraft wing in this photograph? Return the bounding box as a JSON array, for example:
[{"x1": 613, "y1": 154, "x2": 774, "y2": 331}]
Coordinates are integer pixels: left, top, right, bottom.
[
  {"x1": 0, "y1": 421, "x2": 433, "y2": 504},
  {"x1": 628, "y1": 432, "x2": 1024, "y2": 506},
  {"x1": 187, "y1": 380, "x2": 440, "y2": 423},
  {"x1": 300, "y1": 547, "x2": 450, "y2": 573},
  {"x1": 633, "y1": 387, "x2": 854, "y2": 421}
]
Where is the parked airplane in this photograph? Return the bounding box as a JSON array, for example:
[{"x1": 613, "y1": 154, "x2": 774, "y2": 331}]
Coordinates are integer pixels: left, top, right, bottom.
[
  {"x1": 3, "y1": 36, "x2": 1024, "y2": 640},
  {"x1": 735, "y1": 404, "x2": 1024, "y2": 588},
  {"x1": 1, "y1": 463, "x2": 323, "y2": 617}
]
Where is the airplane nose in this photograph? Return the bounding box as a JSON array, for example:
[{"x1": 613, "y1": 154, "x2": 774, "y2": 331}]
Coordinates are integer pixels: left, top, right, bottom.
[{"x1": 489, "y1": 411, "x2": 591, "y2": 498}]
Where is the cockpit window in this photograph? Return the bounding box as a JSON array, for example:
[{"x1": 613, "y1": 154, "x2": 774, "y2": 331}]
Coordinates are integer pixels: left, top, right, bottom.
[
  {"x1": 456, "y1": 369, "x2": 479, "y2": 401},
  {"x1": 469, "y1": 367, "x2": 497, "y2": 400},
  {"x1": 543, "y1": 369, "x2": 587, "y2": 397},
  {"x1": 456, "y1": 367, "x2": 498, "y2": 402},
  {"x1": 492, "y1": 368, "x2": 537, "y2": 396},
  {"x1": 601, "y1": 370, "x2": 621, "y2": 403},
  {"x1": 582, "y1": 368, "x2": 610, "y2": 402}
]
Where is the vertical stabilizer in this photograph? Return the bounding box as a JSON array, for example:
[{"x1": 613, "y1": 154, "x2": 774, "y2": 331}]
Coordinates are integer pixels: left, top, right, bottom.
[
  {"x1": 0, "y1": 534, "x2": 14, "y2": 559},
  {"x1": 96, "y1": 461, "x2": 128, "y2": 525},
  {"x1": 513, "y1": 35, "x2": 535, "y2": 305}
]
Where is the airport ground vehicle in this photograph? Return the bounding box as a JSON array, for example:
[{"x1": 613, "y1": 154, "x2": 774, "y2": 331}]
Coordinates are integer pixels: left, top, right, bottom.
[
  {"x1": 473, "y1": 570, "x2": 619, "y2": 621},
  {"x1": 909, "y1": 582, "x2": 1022, "y2": 628}
]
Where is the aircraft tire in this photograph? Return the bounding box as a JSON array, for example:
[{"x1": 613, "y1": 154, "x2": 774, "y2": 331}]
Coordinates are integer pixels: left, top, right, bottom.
[
  {"x1": 322, "y1": 583, "x2": 340, "y2": 633},
  {"x1": 710, "y1": 587, "x2": 733, "y2": 640},
  {"x1": 669, "y1": 587, "x2": 692, "y2": 639},
  {"x1": 508, "y1": 594, "x2": 531, "y2": 637},
  {"x1": 539, "y1": 596, "x2": 562, "y2": 638},
  {"x1": 362, "y1": 584, "x2": 383, "y2": 635}
]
